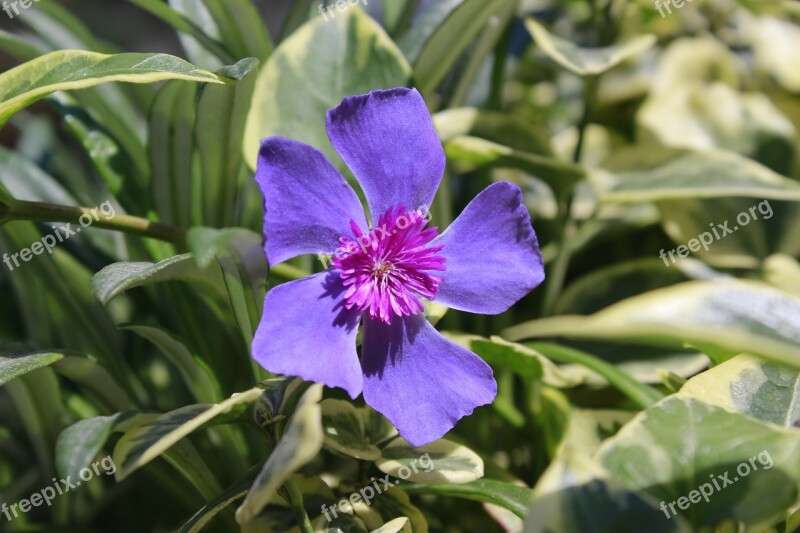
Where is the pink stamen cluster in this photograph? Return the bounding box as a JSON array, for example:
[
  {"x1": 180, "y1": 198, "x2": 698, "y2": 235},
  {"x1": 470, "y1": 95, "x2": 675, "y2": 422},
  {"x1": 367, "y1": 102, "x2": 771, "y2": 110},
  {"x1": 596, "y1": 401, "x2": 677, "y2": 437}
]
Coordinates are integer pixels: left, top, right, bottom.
[{"x1": 332, "y1": 205, "x2": 446, "y2": 324}]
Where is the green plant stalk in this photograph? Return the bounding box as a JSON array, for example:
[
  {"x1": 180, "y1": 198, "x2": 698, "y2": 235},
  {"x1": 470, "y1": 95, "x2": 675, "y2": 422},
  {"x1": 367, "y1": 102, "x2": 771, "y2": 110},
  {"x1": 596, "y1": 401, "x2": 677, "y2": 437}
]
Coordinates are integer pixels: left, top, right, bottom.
[
  {"x1": 281, "y1": 478, "x2": 314, "y2": 533},
  {"x1": 10, "y1": 200, "x2": 187, "y2": 244},
  {"x1": 541, "y1": 75, "x2": 597, "y2": 316}
]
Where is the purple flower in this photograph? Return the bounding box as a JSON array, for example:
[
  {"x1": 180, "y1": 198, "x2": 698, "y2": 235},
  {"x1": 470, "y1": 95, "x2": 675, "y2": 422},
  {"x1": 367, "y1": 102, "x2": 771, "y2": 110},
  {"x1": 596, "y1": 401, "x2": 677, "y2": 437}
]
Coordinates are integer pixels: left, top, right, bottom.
[{"x1": 252, "y1": 88, "x2": 545, "y2": 447}]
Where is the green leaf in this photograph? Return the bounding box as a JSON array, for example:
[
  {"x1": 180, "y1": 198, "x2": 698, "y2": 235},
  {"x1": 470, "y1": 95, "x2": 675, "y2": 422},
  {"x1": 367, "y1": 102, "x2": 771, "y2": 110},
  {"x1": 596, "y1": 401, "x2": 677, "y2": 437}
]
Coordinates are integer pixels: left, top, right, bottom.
[
  {"x1": 443, "y1": 136, "x2": 585, "y2": 197},
  {"x1": 525, "y1": 471, "x2": 691, "y2": 533},
  {"x1": 351, "y1": 488, "x2": 428, "y2": 532},
  {"x1": 527, "y1": 342, "x2": 664, "y2": 409},
  {"x1": 121, "y1": 324, "x2": 223, "y2": 404},
  {"x1": 764, "y1": 254, "x2": 800, "y2": 297},
  {"x1": 127, "y1": 0, "x2": 233, "y2": 62},
  {"x1": 53, "y1": 356, "x2": 133, "y2": 412},
  {"x1": 524, "y1": 18, "x2": 655, "y2": 77},
  {"x1": 243, "y1": 7, "x2": 411, "y2": 171},
  {"x1": 678, "y1": 354, "x2": 800, "y2": 428},
  {"x1": 506, "y1": 280, "x2": 800, "y2": 369},
  {"x1": 465, "y1": 336, "x2": 581, "y2": 387},
  {"x1": 236, "y1": 384, "x2": 324, "y2": 524},
  {"x1": 376, "y1": 438, "x2": 483, "y2": 484},
  {"x1": 597, "y1": 397, "x2": 800, "y2": 528},
  {"x1": 321, "y1": 399, "x2": 383, "y2": 461},
  {"x1": 187, "y1": 226, "x2": 262, "y2": 268},
  {"x1": 602, "y1": 148, "x2": 800, "y2": 203},
  {"x1": 61, "y1": 111, "x2": 125, "y2": 197},
  {"x1": 56, "y1": 412, "x2": 158, "y2": 480},
  {"x1": 0, "y1": 345, "x2": 63, "y2": 386},
  {"x1": 179, "y1": 466, "x2": 259, "y2": 533},
  {"x1": 202, "y1": 0, "x2": 272, "y2": 61},
  {"x1": 187, "y1": 227, "x2": 267, "y2": 343},
  {"x1": 196, "y1": 59, "x2": 259, "y2": 227},
  {"x1": 148, "y1": 80, "x2": 197, "y2": 227},
  {"x1": 113, "y1": 387, "x2": 262, "y2": 480},
  {"x1": 0, "y1": 50, "x2": 222, "y2": 126},
  {"x1": 169, "y1": 0, "x2": 224, "y2": 69},
  {"x1": 401, "y1": 0, "x2": 510, "y2": 95},
  {"x1": 433, "y1": 107, "x2": 553, "y2": 155},
  {"x1": 403, "y1": 479, "x2": 533, "y2": 518},
  {"x1": 91, "y1": 253, "x2": 226, "y2": 305}
]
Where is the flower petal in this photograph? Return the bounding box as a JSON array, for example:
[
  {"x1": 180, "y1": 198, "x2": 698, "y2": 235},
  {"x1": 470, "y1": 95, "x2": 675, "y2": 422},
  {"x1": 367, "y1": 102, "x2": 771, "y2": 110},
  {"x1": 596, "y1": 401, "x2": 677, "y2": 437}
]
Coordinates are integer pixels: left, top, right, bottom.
[
  {"x1": 361, "y1": 314, "x2": 496, "y2": 447},
  {"x1": 431, "y1": 181, "x2": 545, "y2": 314},
  {"x1": 252, "y1": 271, "x2": 363, "y2": 398},
  {"x1": 326, "y1": 88, "x2": 444, "y2": 223},
  {"x1": 255, "y1": 137, "x2": 367, "y2": 265}
]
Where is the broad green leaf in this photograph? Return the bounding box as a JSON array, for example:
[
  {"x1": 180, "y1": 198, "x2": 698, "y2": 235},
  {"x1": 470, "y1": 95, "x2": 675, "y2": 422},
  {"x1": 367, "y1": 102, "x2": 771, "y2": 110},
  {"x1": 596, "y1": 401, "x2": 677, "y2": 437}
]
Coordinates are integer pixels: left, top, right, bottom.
[
  {"x1": 601, "y1": 149, "x2": 800, "y2": 203},
  {"x1": 654, "y1": 197, "x2": 800, "y2": 268},
  {"x1": 122, "y1": 324, "x2": 223, "y2": 403},
  {"x1": 236, "y1": 384, "x2": 324, "y2": 524},
  {"x1": 464, "y1": 336, "x2": 580, "y2": 387},
  {"x1": 0, "y1": 50, "x2": 222, "y2": 126},
  {"x1": 753, "y1": 16, "x2": 800, "y2": 93},
  {"x1": 91, "y1": 253, "x2": 226, "y2": 304},
  {"x1": 187, "y1": 226, "x2": 262, "y2": 268},
  {"x1": 638, "y1": 83, "x2": 795, "y2": 171},
  {"x1": 554, "y1": 258, "x2": 689, "y2": 315},
  {"x1": 196, "y1": 59, "x2": 259, "y2": 227},
  {"x1": 321, "y1": 399, "x2": 382, "y2": 461},
  {"x1": 403, "y1": 479, "x2": 532, "y2": 518},
  {"x1": 433, "y1": 108, "x2": 552, "y2": 155},
  {"x1": 525, "y1": 18, "x2": 655, "y2": 77},
  {"x1": 597, "y1": 397, "x2": 800, "y2": 528},
  {"x1": 443, "y1": 136, "x2": 585, "y2": 196},
  {"x1": 352, "y1": 488, "x2": 427, "y2": 532},
  {"x1": 678, "y1": 354, "x2": 800, "y2": 428},
  {"x1": 506, "y1": 280, "x2": 800, "y2": 369},
  {"x1": 56, "y1": 412, "x2": 158, "y2": 480},
  {"x1": 0, "y1": 345, "x2": 63, "y2": 386},
  {"x1": 243, "y1": 7, "x2": 411, "y2": 170},
  {"x1": 526, "y1": 469, "x2": 690, "y2": 533},
  {"x1": 376, "y1": 438, "x2": 483, "y2": 484},
  {"x1": 401, "y1": 0, "x2": 510, "y2": 95},
  {"x1": 764, "y1": 254, "x2": 800, "y2": 297},
  {"x1": 113, "y1": 387, "x2": 262, "y2": 480}
]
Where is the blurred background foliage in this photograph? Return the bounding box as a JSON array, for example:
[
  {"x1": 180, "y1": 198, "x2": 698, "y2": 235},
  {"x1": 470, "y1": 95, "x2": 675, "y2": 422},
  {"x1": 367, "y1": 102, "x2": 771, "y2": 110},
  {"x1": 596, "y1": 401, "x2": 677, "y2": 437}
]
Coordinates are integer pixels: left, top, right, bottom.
[{"x1": 0, "y1": 0, "x2": 800, "y2": 531}]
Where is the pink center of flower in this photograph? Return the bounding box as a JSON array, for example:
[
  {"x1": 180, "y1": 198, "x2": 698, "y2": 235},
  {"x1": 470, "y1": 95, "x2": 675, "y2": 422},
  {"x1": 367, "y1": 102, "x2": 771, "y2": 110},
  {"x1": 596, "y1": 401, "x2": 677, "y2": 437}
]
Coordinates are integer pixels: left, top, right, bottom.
[{"x1": 332, "y1": 205, "x2": 446, "y2": 324}]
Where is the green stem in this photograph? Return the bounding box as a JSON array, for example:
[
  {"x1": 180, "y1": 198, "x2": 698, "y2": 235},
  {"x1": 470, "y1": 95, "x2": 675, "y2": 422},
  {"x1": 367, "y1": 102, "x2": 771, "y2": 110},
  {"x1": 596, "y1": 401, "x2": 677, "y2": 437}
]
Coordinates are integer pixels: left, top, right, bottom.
[
  {"x1": 10, "y1": 200, "x2": 186, "y2": 244},
  {"x1": 282, "y1": 478, "x2": 314, "y2": 533},
  {"x1": 542, "y1": 75, "x2": 597, "y2": 315}
]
